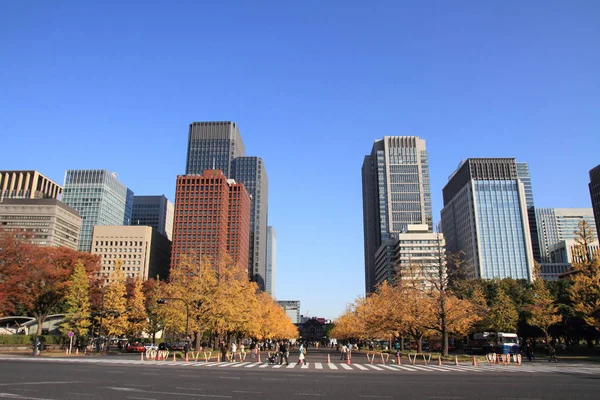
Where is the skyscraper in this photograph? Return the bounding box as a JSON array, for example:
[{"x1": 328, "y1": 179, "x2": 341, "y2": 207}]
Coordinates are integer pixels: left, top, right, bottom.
[
  {"x1": 132, "y1": 195, "x2": 174, "y2": 240},
  {"x1": 171, "y1": 170, "x2": 250, "y2": 270},
  {"x1": 516, "y1": 163, "x2": 541, "y2": 262},
  {"x1": 231, "y1": 156, "x2": 268, "y2": 289},
  {"x1": 186, "y1": 122, "x2": 245, "y2": 177},
  {"x1": 62, "y1": 170, "x2": 134, "y2": 252},
  {"x1": 362, "y1": 136, "x2": 433, "y2": 293},
  {"x1": 0, "y1": 170, "x2": 62, "y2": 201},
  {"x1": 441, "y1": 158, "x2": 534, "y2": 281},
  {"x1": 536, "y1": 208, "x2": 597, "y2": 263},
  {"x1": 185, "y1": 122, "x2": 269, "y2": 289},
  {"x1": 590, "y1": 165, "x2": 600, "y2": 242},
  {"x1": 266, "y1": 226, "x2": 277, "y2": 297}
]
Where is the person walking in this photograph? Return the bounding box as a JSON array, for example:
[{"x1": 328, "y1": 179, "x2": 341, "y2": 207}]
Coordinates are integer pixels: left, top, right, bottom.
[
  {"x1": 230, "y1": 342, "x2": 237, "y2": 362},
  {"x1": 279, "y1": 341, "x2": 289, "y2": 365},
  {"x1": 298, "y1": 344, "x2": 306, "y2": 365},
  {"x1": 340, "y1": 344, "x2": 347, "y2": 360},
  {"x1": 548, "y1": 343, "x2": 558, "y2": 363},
  {"x1": 525, "y1": 343, "x2": 533, "y2": 362}
]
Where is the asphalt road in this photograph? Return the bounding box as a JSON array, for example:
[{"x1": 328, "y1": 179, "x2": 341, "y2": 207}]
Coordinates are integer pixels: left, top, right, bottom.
[{"x1": 1, "y1": 357, "x2": 599, "y2": 400}]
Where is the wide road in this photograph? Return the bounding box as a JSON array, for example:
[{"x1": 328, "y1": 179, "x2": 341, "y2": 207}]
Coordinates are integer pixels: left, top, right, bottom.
[{"x1": 0, "y1": 356, "x2": 599, "y2": 400}]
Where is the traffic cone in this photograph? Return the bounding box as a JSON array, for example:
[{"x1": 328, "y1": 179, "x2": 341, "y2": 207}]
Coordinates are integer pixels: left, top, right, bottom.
[
  {"x1": 397, "y1": 354, "x2": 401, "y2": 365},
  {"x1": 75, "y1": 348, "x2": 79, "y2": 355},
  {"x1": 173, "y1": 354, "x2": 176, "y2": 362},
  {"x1": 454, "y1": 356, "x2": 458, "y2": 366},
  {"x1": 140, "y1": 352, "x2": 144, "y2": 361},
  {"x1": 185, "y1": 353, "x2": 189, "y2": 362},
  {"x1": 472, "y1": 356, "x2": 477, "y2": 366},
  {"x1": 217, "y1": 354, "x2": 220, "y2": 362},
  {"x1": 258, "y1": 352, "x2": 261, "y2": 363},
  {"x1": 438, "y1": 355, "x2": 442, "y2": 366},
  {"x1": 327, "y1": 354, "x2": 331, "y2": 364},
  {"x1": 346, "y1": 354, "x2": 351, "y2": 365}
]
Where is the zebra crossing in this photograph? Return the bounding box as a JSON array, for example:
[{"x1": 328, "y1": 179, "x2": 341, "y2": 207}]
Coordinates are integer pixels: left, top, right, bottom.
[{"x1": 3, "y1": 356, "x2": 599, "y2": 375}]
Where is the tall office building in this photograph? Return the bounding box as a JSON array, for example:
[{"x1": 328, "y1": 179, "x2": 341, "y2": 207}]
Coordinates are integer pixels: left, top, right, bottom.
[
  {"x1": 0, "y1": 199, "x2": 81, "y2": 249},
  {"x1": 0, "y1": 170, "x2": 62, "y2": 202},
  {"x1": 516, "y1": 163, "x2": 541, "y2": 262},
  {"x1": 441, "y1": 158, "x2": 534, "y2": 281},
  {"x1": 590, "y1": 165, "x2": 600, "y2": 242},
  {"x1": 277, "y1": 300, "x2": 300, "y2": 324},
  {"x1": 185, "y1": 122, "x2": 269, "y2": 289},
  {"x1": 171, "y1": 170, "x2": 250, "y2": 270},
  {"x1": 62, "y1": 170, "x2": 134, "y2": 252},
  {"x1": 132, "y1": 195, "x2": 174, "y2": 241},
  {"x1": 186, "y1": 122, "x2": 245, "y2": 177},
  {"x1": 231, "y1": 157, "x2": 268, "y2": 289},
  {"x1": 265, "y1": 226, "x2": 277, "y2": 297},
  {"x1": 536, "y1": 208, "x2": 597, "y2": 263},
  {"x1": 362, "y1": 136, "x2": 433, "y2": 293}
]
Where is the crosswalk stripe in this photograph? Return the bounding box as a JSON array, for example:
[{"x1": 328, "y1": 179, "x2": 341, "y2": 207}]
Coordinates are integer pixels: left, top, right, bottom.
[
  {"x1": 365, "y1": 364, "x2": 383, "y2": 371},
  {"x1": 328, "y1": 363, "x2": 338, "y2": 370},
  {"x1": 340, "y1": 364, "x2": 353, "y2": 370},
  {"x1": 272, "y1": 364, "x2": 282, "y2": 369},
  {"x1": 231, "y1": 362, "x2": 251, "y2": 368},
  {"x1": 390, "y1": 365, "x2": 417, "y2": 371},
  {"x1": 353, "y1": 364, "x2": 369, "y2": 370},
  {"x1": 315, "y1": 363, "x2": 323, "y2": 369},
  {"x1": 301, "y1": 363, "x2": 309, "y2": 369},
  {"x1": 287, "y1": 363, "x2": 297, "y2": 369},
  {"x1": 244, "y1": 363, "x2": 261, "y2": 368},
  {"x1": 379, "y1": 365, "x2": 399, "y2": 371},
  {"x1": 258, "y1": 363, "x2": 270, "y2": 368}
]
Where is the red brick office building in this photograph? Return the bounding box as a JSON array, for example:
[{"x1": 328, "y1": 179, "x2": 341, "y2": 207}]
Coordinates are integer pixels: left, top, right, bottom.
[{"x1": 171, "y1": 170, "x2": 250, "y2": 271}]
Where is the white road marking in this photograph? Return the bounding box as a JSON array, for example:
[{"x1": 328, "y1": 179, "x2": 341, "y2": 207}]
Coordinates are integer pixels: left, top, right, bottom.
[
  {"x1": 0, "y1": 393, "x2": 54, "y2": 400},
  {"x1": 231, "y1": 362, "x2": 251, "y2": 368},
  {"x1": 244, "y1": 363, "x2": 262, "y2": 368},
  {"x1": 340, "y1": 364, "x2": 353, "y2": 370},
  {"x1": 328, "y1": 363, "x2": 338, "y2": 370},
  {"x1": 315, "y1": 363, "x2": 323, "y2": 369},
  {"x1": 353, "y1": 364, "x2": 369, "y2": 370},
  {"x1": 287, "y1": 363, "x2": 297, "y2": 369},
  {"x1": 365, "y1": 364, "x2": 383, "y2": 371}
]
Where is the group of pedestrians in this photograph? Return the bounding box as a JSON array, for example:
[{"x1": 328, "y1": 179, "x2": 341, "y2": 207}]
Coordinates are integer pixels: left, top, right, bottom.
[
  {"x1": 521, "y1": 339, "x2": 559, "y2": 363},
  {"x1": 339, "y1": 342, "x2": 354, "y2": 361}
]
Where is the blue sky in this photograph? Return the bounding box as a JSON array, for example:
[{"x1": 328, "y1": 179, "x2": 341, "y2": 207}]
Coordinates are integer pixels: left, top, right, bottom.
[{"x1": 1, "y1": 1, "x2": 598, "y2": 319}]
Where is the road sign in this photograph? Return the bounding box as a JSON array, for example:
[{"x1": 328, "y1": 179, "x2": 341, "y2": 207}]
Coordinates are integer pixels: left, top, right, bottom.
[{"x1": 68, "y1": 331, "x2": 74, "y2": 338}]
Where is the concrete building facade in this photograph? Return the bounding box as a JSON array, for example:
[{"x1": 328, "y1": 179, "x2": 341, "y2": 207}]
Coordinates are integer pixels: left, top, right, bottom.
[
  {"x1": 362, "y1": 136, "x2": 433, "y2": 293},
  {"x1": 590, "y1": 165, "x2": 600, "y2": 242},
  {"x1": 186, "y1": 122, "x2": 245, "y2": 178},
  {"x1": 0, "y1": 199, "x2": 81, "y2": 249},
  {"x1": 516, "y1": 163, "x2": 541, "y2": 262},
  {"x1": 536, "y1": 208, "x2": 597, "y2": 263},
  {"x1": 61, "y1": 170, "x2": 134, "y2": 253},
  {"x1": 171, "y1": 170, "x2": 250, "y2": 271},
  {"x1": 91, "y1": 225, "x2": 171, "y2": 283},
  {"x1": 277, "y1": 300, "x2": 300, "y2": 324},
  {"x1": 231, "y1": 156, "x2": 269, "y2": 289},
  {"x1": 132, "y1": 195, "x2": 174, "y2": 241},
  {"x1": 374, "y1": 224, "x2": 445, "y2": 287},
  {"x1": 266, "y1": 226, "x2": 276, "y2": 297},
  {"x1": 0, "y1": 170, "x2": 61, "y2": 202},
  {"x1": 441, "y1": 158, "x2": 534, "y2": 281}
]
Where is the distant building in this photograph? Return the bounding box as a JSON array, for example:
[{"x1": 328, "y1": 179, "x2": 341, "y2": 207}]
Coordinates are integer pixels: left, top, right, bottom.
[
  {"x1": 0, "y1": 199, "x2": 81, "y2": 250},
  {"x1": 171, "y1": 170, "x2": 250, "y2": 270},
  {"x1": 297, "y1": 318, "x2": 331, "y2": 343},
  {"x1": 132, "y1": 195, "x2": 174, "y2": 241},
  {"x1": 590, "y1": 165, "x2": 600, "y2": 242},
  {"x1": 549, "y1": 238, "x2": 599, "y2": 265},
  {"x1": 265, "y1": 226, "x2": 277, "y2": 297},
  {"x1": 516, "y1": 163, "x2": 541, "y2": 262},
  {"x1": 441, "y1": 158, "x2": 534, "y2": 281},
  {"x1": 277, "y1": 300, "x2": 300, "y2": 324},
  {"x1": 91, "y1": 225, "x2": 171, "y2": 283},
  {"x1": 362, "y1": 136, "x2": 433, "y2": 293},
  {"x1": 536, "y1": 208, "x2": 597, "y2": 263},
  {"x1": 0, "y1": 170, "x2": 61, "y2": 201},
  {"x1": 61, "y1": 170, "x2": 134, "y2": 252},
  {"x1": 539, "y1": 263, "x2": 571, "y2": 281},
  {"x1": 374, "y1": 224, "x2": 445, "y2": 287}
]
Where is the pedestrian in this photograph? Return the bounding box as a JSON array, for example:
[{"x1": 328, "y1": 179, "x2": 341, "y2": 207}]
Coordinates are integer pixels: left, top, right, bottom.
[
  {"x1": 239, "y1": 343, "x2": 245, "y2": 361},
  {"x1": 298, "y1": 344, "x2": 306, "y2": 365},
  {"x1": 340, "y1": 344, "x2": 347, "y2": 360},
  {"x1": 279, "y1": 341, "x2": 289, "y2": 365},
  {"x1": 548, "y1": 343, "x2": 558, "y2": 363},
  {"x1": 219, "y1": 342, "x2": 227, "y2": 361},
  {"x1": 230, "y1": 342, "x2": 237, "y2": 362},
  {"x1": 525, "y1": 343, "x2": 533, "y2": 362}
]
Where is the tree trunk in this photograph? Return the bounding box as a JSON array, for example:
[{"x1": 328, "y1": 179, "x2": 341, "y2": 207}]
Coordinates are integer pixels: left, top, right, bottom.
[
  {"x1": 35, "y1": 315, "x2": 46, "y2": 337},
  {"x1": 417, "y1": 336, "x2": 423, "y2": 353},
  {"x1": 401, "y1": 337, "x2": 405, "y2": 352}
]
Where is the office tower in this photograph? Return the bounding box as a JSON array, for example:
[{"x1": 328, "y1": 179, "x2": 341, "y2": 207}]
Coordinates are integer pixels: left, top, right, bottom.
[
  {"x1": 62, "y1": 170, "x2": 134, "y2": 252},
  {"x1": 265, "y1": 226, "x2": 277, "y2": 297},
  {"x1": 171, "y1": 170, "x2": 250, "y2": 270},
  {"x1": 374, "y1": 224, "x2": 445, "y2": 287},
  {"x1": 186, "y1": 122, "x2": 245, "y2": 177},
  {"x1": 362, "y1": 136, "x2": 433, "y2": 293},
  {"x1": 231, "y1": 156, "x2": 268, "y2": 289},
  {"x1": 441, "y1": 158, "x2": 534, "y2": 281},
  {"x1": 91, "y1": 226, "x2": 171, "y2": 284},
  {"x1": 590, "y1": 165, "x2": 600, "y2": 242},
  {"x1": 277, "y1": 301, "x2": 300, "y2": 324},
  {"x1": 132, "y1": 195, "x2": 174, "y2": 240},
  {"x1": 536, "y1": 208, "x2": 597, "y2": 263},
  {"x1": 516, "y1": 163, "x2": 541, "y2": 262},
  {"x1": 0, "y1": 170, "x2": 61, "y2": 201},
  {"x1": 0, "y1": 199, "x2": 81, "y2": 249}
]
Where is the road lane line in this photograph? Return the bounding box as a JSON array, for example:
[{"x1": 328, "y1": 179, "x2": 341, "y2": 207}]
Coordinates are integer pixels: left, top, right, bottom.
[
  {"x1": 231, "y1": 362, "x2": 251, "y2": 368},
  {"x1": 244, "y1": 363, "x2": 262, "y2": 368}
]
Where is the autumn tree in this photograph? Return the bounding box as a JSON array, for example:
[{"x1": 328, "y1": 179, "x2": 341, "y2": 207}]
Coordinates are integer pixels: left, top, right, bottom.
[
  {"x1": 486, "y1": 286, "x2": 519, "y2": 333},
  {"x1": 525, "y1": 266, "x2": 562, "y2": 344},
  {"x1": 60, "y1": 260, "x2": 92, "y2": 343},
  {"x1": 126, "y1": 278, "x2": 148, "y2": 339},
  {"x1": 568, "y1": 221, "x2": 600, "y2": 331},
  {"x1": 102, "y1": 260, "x2": 128, "y2": 342}
]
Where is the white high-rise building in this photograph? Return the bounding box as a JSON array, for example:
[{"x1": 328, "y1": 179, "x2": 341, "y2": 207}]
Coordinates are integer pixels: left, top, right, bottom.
[{"x1": 266, "y1": 226, "x2": 277, "y2": 298}]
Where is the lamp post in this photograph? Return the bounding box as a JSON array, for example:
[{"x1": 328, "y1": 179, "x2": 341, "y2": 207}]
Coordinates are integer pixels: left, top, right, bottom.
[{"x1": 157, "y1": 298, "x2": 190, "y2": 359}]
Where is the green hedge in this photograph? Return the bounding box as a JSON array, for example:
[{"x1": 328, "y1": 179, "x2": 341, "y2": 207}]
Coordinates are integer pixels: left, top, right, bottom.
[{"x1": 0, "y1": 335, "x2": 63, "y2": 345}]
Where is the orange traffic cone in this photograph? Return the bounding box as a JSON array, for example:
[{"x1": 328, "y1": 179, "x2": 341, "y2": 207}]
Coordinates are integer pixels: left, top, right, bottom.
[
  {"x1": 185, "y1": 353, "x2": 189, "y2": 362},
  {"x1": 472, "y1": 356, "x2": 477, "y2": 366},
  {"x1": 327, "y1": 354, "x2": 331, "y2": 364},
  {"x1": 397, "y1": 354, "x2": 401, "y2": 365},
  {"x1": 173, "y1": 353, "x2": 176, "y2": 362},
  {"x1": 140, "y1": 352, "x2": 144, "y2": 361},
  {"x1": 258, "y1": 352, "x2": 261, "y2": 363},
  {"x1": 217, "y1": 354, "x2": 221, "y2": 362},
  {"x1": 438, "y1": 355, "x2": 442, "y2": 366},
  {"x1": 346, "y1": 354, "x2": 351, "y2": 365}
]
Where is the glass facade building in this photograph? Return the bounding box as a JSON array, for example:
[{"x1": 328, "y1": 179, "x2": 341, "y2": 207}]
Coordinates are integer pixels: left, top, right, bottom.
[
  {"x1": 62, "y1": 170, "x2": 134, "y2": 252},
  {"x1": 132, "y1": 195, "x2": 174, "y2": 241},
  {"x1": 362, "y1": 136, "x2": 433, "y2": 293},
  {"x1": 516, "y1": 163, "x2": 541, "y2": 262},
  {"x1": 441, "y1": 159, "x2": 534, "y2": 281},
  {"x1": 590, "y1": 165, "x2": 600, "y2": 242},
  {"x1": 186, "y1": 122, "x2": 245, "y2": 177}
]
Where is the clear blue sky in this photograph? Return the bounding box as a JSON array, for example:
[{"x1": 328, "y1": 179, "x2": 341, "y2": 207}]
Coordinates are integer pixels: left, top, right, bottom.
[{"x1": 1, "y1": 1, "x2": 599, "y2": 319}]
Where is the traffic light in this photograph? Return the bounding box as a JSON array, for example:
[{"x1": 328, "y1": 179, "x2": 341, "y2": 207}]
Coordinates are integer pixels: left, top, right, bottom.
[{"x1": 157, "y1": 299, "x2": 168, "y2": 304}]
